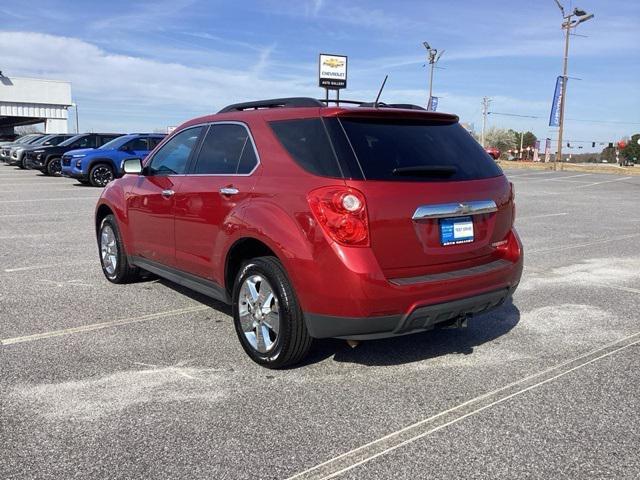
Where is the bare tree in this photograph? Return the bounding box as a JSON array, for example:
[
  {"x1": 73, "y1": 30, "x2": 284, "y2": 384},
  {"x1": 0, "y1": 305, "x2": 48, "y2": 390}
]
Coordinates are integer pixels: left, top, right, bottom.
[
  {"x1": 484, "y1": 127, "x2": 516, "y2": 153},
  {"x1": 15, "y1": 125, "x2": 44, "y2": 135}
]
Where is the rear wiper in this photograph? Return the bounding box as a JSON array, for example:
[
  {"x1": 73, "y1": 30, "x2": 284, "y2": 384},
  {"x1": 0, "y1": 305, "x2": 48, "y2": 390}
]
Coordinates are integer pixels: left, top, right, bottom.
[{"x1": 392, "y1": 165, "x2": 457, "y2": 177}]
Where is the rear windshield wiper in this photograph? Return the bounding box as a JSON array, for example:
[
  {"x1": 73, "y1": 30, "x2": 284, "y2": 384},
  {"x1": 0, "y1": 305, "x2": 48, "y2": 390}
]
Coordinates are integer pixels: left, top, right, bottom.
[{"x1": 392, "y1": 165, "x2": 457, "y2": 177}]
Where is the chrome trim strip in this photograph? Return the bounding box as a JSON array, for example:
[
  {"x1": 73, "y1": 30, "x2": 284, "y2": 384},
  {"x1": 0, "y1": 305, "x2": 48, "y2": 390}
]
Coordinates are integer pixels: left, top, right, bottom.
[
  {"x1": 412, "y1": 200, "x2": 497, "y2": 221},
  {"x1": 390, "y1": 259, "x2": 512, "y2": 286}
]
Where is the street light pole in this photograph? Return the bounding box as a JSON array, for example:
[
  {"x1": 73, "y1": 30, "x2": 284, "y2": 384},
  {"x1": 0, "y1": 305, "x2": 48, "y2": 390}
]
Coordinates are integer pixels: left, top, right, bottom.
[
  {"x1": 553, "y1": 2, "x2": 594, "y2": 170},
  {"x1": 422, "y1": 42, "x2": 444, "y2": 110},
  {"x1": 555, "y1": 15, "x2": 571, "y2": 169}
]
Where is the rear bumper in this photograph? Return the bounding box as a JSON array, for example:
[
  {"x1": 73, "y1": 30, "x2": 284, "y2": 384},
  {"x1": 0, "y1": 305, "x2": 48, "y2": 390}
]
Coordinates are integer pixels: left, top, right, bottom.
[
  {"x1": 294, "y1": 228, "x2": 523, "y2": 339},
  {"x1": 305, "y1": 286, "x2": 515, "y2": 339}
]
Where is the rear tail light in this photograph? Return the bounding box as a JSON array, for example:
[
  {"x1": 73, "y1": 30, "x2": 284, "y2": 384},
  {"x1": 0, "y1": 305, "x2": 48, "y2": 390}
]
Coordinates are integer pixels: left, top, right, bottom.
[{"x1": 307, "y1": 186, "x2": 369, "y2": 247}]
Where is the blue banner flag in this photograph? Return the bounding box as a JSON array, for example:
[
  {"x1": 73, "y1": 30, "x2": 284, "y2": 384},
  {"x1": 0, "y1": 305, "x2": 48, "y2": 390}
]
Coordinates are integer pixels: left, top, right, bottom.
[
  {"x1": 549, "y1": 76, "x2": 566, "y2": 127},
  {"x1": 427, "y1": 96, "x2": 438, "y2": 112}
]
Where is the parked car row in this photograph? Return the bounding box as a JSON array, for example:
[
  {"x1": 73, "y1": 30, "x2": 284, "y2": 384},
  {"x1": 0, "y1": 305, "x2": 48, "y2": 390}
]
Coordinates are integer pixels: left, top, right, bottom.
[{"x1": 1, "y1": 132, "x2": 166, "y2": 187}]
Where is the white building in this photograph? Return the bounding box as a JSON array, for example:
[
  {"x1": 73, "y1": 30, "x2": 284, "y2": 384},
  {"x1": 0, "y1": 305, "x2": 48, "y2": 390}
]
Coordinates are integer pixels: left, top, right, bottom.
[{"x1": 0, "y1": 75, "x2": 72, "y2": 134}]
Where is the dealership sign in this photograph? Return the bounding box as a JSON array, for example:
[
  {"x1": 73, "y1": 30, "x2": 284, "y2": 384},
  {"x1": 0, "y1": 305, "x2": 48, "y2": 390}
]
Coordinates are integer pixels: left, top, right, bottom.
[{"x1": 319, "y1": 54, "x2": 347, "y2": 89}]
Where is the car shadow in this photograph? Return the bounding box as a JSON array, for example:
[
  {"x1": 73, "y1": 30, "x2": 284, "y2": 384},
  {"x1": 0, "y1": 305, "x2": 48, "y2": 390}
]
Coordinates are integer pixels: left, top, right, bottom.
[
  {"x1": 150, "y1": 276, "x2": 519, "y2": 369},
  {"x1": 155, "y1": 277, "x2": 232, "y2": 316},
  {"x1": 302, "y1": 301, "x2": 521, "y2": 367}
]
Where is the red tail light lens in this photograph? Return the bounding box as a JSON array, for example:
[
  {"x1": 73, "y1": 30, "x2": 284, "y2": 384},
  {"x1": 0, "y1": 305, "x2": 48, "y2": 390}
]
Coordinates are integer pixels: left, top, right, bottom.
[{"x1": 307, "y1": 186, "x2": 369, "y2": 247}]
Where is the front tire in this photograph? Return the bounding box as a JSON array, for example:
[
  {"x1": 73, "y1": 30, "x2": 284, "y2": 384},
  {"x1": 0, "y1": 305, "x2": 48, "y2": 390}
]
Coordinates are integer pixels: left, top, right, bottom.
[
  {"x1": 98, "y1": 214, "x2": 140, "y2": 283},
  {"x1": 90, "y1": 163, "x2": 114, "y2": 187},
  {"x1": 46, "y1": 157, "x2": 62, "y2": 176},
  {"x1": 232, "y1": 256, "x2": 312, "y2": 368}
]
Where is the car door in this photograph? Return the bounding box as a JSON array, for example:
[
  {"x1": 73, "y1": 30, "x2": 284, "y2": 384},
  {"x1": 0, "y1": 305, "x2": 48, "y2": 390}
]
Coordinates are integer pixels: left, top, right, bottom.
[
  {"x1": 174, "y1": 122, "x2": 260, "y2": 282},
  {"x1": 127, "y1": 126, "x2": 205, "y2": 267}
]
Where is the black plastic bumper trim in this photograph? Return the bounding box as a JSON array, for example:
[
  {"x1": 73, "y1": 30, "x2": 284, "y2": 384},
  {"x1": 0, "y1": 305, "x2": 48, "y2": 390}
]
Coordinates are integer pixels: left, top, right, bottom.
[{"x1": 304, "y1": 288, "x2": 513, "y2": 340}]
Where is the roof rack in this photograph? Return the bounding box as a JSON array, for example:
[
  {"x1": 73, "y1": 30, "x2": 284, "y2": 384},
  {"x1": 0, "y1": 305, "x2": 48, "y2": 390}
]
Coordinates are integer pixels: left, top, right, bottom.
[
  {"x1": 218, "y1": 97, "x2": 324, "y2": 113},
  {"x1": 218, "y1": 97, "x2": 428, "y2": 113},
  {"x1": 320, "y1": 99, "x2": 426, "y2": 110}
]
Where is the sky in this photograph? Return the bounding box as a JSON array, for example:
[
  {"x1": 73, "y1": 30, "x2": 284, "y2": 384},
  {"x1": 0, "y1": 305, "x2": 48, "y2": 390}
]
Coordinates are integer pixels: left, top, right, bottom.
[{"x1": 0, "y1": 0, "x2": 638, "y2": 152}]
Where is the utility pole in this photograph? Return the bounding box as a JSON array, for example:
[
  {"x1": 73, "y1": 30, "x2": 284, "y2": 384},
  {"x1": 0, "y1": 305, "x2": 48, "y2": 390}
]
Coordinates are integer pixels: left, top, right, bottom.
[
  {"x1": 422, "y1": 42, "x2": 444, "y2": 110},
  {"x1": 553, "y1": 1, "x2": 594, "y2": 170},
  {"x1": 481, "y1": 97, "x2": 491, "y2": 148}
]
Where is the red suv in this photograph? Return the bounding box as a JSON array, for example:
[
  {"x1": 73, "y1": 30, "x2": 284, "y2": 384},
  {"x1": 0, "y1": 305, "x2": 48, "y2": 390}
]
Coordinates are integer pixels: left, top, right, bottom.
[{"x1": 95, "y1": 97, "x2": 522, "y2": 368}]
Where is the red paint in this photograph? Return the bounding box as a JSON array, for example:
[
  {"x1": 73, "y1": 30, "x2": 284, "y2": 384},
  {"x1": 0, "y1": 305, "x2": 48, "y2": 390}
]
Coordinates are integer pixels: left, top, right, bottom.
[{"x1": 97, "y1": 105, "x2": 523, "y2": 321}]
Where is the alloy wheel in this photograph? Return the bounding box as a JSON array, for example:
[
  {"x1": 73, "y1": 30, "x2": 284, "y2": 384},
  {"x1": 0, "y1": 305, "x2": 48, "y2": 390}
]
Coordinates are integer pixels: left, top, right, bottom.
[
  {"x1": 238, "y1": 274, "x2": 280, "y2": 353},
  {"x1": 92, "y1": 166, "x2": 113, "y2": 187},
  {"x1": 100, "y1": 225, "x2": 118, "y2": 276}
]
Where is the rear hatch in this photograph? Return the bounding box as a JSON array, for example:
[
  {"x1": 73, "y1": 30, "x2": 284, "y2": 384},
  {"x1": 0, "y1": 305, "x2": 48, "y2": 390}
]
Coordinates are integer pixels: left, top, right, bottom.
[{"x1": 329, "y1": 110, "x2": 514, "y2": 278}]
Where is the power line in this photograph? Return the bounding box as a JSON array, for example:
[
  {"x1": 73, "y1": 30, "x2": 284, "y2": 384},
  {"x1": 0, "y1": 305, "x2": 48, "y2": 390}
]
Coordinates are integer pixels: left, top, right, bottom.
[
  {"x1": 488, "y1": 111, "x2": 640, "y2": 126},
  {"x1": 488, "y1": 112, "x2": 540, "y2": 119}
]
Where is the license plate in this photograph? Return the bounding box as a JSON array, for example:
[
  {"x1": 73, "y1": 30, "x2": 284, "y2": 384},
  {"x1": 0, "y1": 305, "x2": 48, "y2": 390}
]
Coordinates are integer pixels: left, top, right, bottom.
[{"x1": 440, "y1": 216, "x2": 474, "y2": 246}]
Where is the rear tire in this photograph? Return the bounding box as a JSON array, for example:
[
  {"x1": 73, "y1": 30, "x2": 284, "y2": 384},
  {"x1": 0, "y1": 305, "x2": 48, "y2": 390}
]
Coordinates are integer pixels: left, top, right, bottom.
[
  {"x1": 232, "y1": 256, "x2": 312, "y2": 368},
  {"x1": 46, "y1": 157, "x2": 62, "y2": 176},
  {"x1": 98, "y1": 214, "x2": 140, "y2": 284},
  {"x1": 89, "y1": 163, "x2": 114, "y2": 187}
]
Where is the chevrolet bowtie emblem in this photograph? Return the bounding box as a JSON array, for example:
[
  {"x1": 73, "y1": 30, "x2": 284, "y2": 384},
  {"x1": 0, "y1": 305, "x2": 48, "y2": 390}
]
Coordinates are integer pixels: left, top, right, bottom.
[
  {"x1": 457, "y1": 203, "x2": 471, "y2": 214},
  {"x1": 322, "y1": 58, "x2": 345, "y2": 68}
]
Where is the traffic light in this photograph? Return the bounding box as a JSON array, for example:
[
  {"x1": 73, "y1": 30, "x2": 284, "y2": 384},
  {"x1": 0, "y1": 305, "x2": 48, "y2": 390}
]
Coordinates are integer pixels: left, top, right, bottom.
[{"x1": 592, "y1": 142, "x2": 596, "y2": 148}]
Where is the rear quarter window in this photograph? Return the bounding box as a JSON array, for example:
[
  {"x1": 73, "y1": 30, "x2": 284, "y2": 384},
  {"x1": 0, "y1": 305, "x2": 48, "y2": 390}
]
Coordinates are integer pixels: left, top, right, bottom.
[
  {"x1": 269, "y1": 118, "x2": 342, "y2": 178},
  {"x1": 339, "y1": 118, "x2": 502, "y2": 181}
]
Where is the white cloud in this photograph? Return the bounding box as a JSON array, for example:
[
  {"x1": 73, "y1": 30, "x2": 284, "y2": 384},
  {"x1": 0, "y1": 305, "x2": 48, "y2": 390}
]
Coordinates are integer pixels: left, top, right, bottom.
[{"x1": 0, "y1": 31, "x2": 317, "y2": 131}]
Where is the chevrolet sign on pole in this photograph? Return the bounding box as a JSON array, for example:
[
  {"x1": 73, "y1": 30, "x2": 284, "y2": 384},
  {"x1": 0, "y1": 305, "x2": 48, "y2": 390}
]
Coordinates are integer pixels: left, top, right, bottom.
[{"x1": 319, "y1": 54, "x2": 347, "y2": 89}]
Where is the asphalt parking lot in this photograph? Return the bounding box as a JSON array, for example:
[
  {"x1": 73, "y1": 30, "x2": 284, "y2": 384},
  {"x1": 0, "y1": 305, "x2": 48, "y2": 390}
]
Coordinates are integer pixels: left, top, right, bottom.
[{"x1": 1, "y1": 166, "x2": 639, "y2": 479}]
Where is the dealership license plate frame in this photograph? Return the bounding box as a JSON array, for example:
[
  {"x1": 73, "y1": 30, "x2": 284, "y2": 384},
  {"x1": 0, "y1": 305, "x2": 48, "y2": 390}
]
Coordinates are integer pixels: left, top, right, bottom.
[{"x1": 439, "y1": 216, "x2": 474, "y2": 246}]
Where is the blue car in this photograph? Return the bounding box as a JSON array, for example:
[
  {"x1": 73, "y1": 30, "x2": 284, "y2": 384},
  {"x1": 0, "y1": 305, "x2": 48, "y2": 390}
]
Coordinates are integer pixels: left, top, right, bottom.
[{"x1": 61, "y1": 133, "x2": 165, "y2": 187}]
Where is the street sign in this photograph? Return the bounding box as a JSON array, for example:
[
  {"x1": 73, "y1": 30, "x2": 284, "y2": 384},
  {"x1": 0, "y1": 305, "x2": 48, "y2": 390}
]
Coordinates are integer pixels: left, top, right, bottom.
[{"x1": 319, "y1": 54, "x2": 347, "y2": 89}]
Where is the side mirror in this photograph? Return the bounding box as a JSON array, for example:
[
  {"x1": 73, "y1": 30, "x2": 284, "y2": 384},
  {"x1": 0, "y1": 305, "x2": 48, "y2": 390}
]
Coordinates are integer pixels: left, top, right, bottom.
[{"x1": 122, "y1": 157, "x2": 143, "y2": 174}]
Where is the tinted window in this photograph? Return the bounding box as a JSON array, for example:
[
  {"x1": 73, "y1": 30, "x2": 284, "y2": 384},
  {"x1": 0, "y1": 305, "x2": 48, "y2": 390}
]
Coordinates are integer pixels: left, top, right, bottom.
[
  {"x1": 32, "y1": 135, "x2": 53, "y2": 145},
  {"x1": 43, "y1": 135, "x2": 71, "y2": 146},
  {"x1": 59, "y1": 134, "x2": 84, "y2": 147},
  {"x1": 339, "y1": 119, "x2": 503, "y2": 181},
  {"x1": 72, "y1": 135, "x2": 96, "y2": 149},
  {"x1": 148, "y1": 127, "x2": 203, "y2": 176},
  {"x1": 270, "y1": 119, "x2": 342, "y2": 177},
  {"x1": 148, "y1": 137, "x2": 164, "y2": 149},
  {"x1": 193, "y1": 124, "x2": 257, "y2": 175},
  {"x1": 125, "y1": 138, "x2": 149, "y2": 151},
  {"x1": 99, "y1": 135, "x2": 122, "y2": 146}
]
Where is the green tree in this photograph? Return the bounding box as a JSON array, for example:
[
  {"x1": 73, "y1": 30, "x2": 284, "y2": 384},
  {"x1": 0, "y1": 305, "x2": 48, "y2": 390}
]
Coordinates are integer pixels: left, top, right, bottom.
[
  {"x1": 508, "y1": 129, "x2": 537, "y2": 149},
  {"x1": 622, "y1": 134, "x2": 640, "y2": 163},
  {"x1": 601, "y1": 145, "x2": 616, "y2": 163}
]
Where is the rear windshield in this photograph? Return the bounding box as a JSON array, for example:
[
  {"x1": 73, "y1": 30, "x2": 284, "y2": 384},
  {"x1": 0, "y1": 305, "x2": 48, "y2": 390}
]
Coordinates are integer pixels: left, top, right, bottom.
[{"x1": 339, "y1": 118, "x2": 502, "y2": 181}]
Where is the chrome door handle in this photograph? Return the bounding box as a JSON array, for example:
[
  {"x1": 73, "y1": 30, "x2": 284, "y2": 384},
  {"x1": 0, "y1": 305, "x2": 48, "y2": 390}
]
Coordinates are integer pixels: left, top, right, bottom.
[
  {"x1": 161, "y1": 189, "x2": 175, "y2": 198},
  {"x1": 219, "y1": 187, "x2": 239, "y2": 196}
]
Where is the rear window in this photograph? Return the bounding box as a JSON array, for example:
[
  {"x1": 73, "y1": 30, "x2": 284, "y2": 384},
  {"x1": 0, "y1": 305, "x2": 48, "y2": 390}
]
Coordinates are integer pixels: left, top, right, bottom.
[{"x1": 339, "y1": 118, "x2": 502, "y2": 181}]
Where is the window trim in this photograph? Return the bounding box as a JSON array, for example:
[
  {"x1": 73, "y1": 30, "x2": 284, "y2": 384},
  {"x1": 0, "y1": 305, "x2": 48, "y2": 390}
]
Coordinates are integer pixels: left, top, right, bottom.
[{"x1": 186, "y1": 121, "x2": 261, "y2": 177}]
